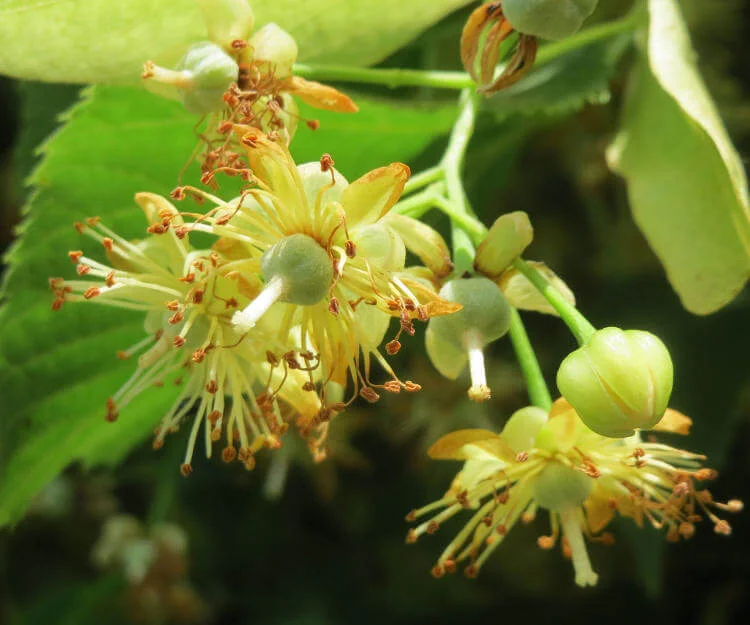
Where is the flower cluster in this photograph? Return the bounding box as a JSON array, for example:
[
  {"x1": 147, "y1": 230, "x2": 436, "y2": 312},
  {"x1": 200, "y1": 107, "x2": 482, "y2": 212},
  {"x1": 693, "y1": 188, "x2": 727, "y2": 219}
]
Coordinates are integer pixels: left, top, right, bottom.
[
  {"x1": 51, "y1": 129, "x2": 456, "y2": 472},
  {"x1": 407, "y1": 399, "x2": 743, "y2": 586}
]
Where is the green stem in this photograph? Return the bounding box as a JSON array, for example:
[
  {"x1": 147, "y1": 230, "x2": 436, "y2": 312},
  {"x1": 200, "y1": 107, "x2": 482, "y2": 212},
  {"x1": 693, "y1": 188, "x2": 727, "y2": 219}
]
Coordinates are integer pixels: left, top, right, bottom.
[
  {"x1": 293, "y1": 64, "x2": 473, "y2": 90},
  {"x1": 403, "y1": 165, "x2": 443, "y2": 195},
  {"x1": 432, "y1": 195, "x2": 487, "y2": 244},
  {"x1": 508, "y1": 308, "x2": 553, "y2": 411},
  {"x1": 392, "y1": 184, "x2": 444, "y2": 219},
  {"x1": 512, "y1": 258, "x2": 596, "y2": 345}
]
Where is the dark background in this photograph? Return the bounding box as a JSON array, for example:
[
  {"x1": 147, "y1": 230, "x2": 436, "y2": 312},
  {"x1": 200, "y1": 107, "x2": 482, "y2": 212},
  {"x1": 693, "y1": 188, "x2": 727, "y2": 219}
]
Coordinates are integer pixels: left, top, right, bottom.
[{"x1": 1, "y1": 1, "x2": 749, "y2": 624}]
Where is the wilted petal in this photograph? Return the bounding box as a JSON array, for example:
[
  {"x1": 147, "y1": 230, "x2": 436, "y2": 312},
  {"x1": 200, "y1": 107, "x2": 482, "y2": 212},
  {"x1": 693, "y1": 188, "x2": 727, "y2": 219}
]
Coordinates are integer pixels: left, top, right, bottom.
[
  {"x1": 341, "y1": 163, "x2": 410, "y2": 228},
  {"x1": 651, "y1": 408, "x2": 692, "y2": 435},
  {"x1": 428, "y1": 429, "x2": 500, "y2": 460},
  {"x1": 382, "y1": 213, "x2": 453, "y2": 279},
  {"x1": 198, "y1": 0, "x2": 255, "y2": 49},
  {"x1": 285, "y1": 76, "x2": 358, "y2": 113},
  {"x1": 497, "y1": 261, "x2": 575, "y2": 316},
  {"x1": 475, "y1": 211, "x2": 533, "y2": 278}
]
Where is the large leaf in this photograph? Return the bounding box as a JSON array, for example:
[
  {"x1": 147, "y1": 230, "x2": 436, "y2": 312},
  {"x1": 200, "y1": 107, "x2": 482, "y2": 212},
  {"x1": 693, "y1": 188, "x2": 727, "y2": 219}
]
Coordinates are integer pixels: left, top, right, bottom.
[
  {"x1": 0, "y1": 0, "x2": 471, "y2": 84},
  {"x1": 607, "y1": 0, "x2": 750, "y2": 315},
  {"x1": 0, "y1": 85, "x2": 456, "y2": 527}
]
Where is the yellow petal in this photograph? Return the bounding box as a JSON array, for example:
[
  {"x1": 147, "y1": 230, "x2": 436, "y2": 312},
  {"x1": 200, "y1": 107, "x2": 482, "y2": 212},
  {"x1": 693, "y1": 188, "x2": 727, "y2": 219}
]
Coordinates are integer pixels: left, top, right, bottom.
[
  {"x1": 428, "y1": 429, "x2": 500, "y2": 460},
  {"x1": 285, "y1": 76, "x2": 358, "y2": 113},
  {"x1": 382, "y1": 213, "x2": 453, "y2": 279},
  {"x1": 650, "y1": 408, "x2": 692, "y2": 435},
  {"x1": 497, "y1": 261, "x2": 575, "y2": 316},
  {"x1": 475, "y1": 212, "x2": 533, "y2": 278},
  {"x1": 341, "y1": 163, "x2": 410, "y2": 228},
  {"x1": 425, "y1": 323, "x2": 467, "y2": 380},
  {"x1": 536, "y1": 399, "x2": 586, "y2": 453},
  {"x1": 584, "y1": 485, "x2": 616, "y2": 534}
]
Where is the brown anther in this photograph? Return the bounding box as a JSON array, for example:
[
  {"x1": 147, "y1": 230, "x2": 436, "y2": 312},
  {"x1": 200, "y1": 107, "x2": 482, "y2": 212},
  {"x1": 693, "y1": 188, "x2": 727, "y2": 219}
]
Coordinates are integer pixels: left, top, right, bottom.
[
  {"x1": 383, "y1": 381, "x2": 401, "y2": 393},
  {"x1": 241, "y1": 133, "x2": 259, "y2": 147},
  {"x1": 102, "y1": 237, "x2": 114, "y2": 251},
  {"x1": 320, "y1": 153, "x2": 334, "y2": 172},
  {"x1": 207, "y1": 410, "x2": 222, "y2": 424},
  {"x1": 266, "y1": 351, "x2": 280, "y2": 367},
  {"x1": 431, "y1": 565, "x2": 445, "y2": 579},
  {"x1": 51, "y1": 298, "x2": 64, "y2": 311},
  {"x1": 405, "y1": 510, "x2": 417, "y2": 522},
  {"x1": 173, "y1": 336, "x2": 186, "y2": 348},
  {"x1": 345, "y1": 240, "x2": 356, "y2": 258},
  {"x1": 174, "y1": 226, "x2": 189, "y2": 239},
  {"x1": 386, "y1": 299, "x2": 400, "y2": 311},
  {"x1": 76, "y1": 264, "x2": 91, "y2": 276},
  {"x1": 515, "y1": 451, "x2": 529, "y2": 463},
  {"x1": 672, "y1": 482, "x2": 690, "y2": 496},
  {"x1": 537, "y1": 536, "x2": 555, "y2": 550},
  {"x1": 695, "y1": 468, "x2": 718, "y2": 481},
  {"x1": 116, "y1": 350, "x2": 129, "y2": 360},
  {"x1": 192, "y1": 289, "x2": 205, "y2": 304},
  {"x1": 168, "y1": 311, "x2": 184, "y2": 325},
  {"x1": 679, "y1": 522, "x2": 696, "y2": 539},
  {"x1": 86, "y1": 217, "x2": 101, "y2": 227},
  {"x1": 152, "y1": 439, "x2": 164, "y2": 450},
  {"x1": 179, "y1": 273, "x2": 196, "y2": 283},
  {"x1": 192, "y1": 349, "x2": 206, "y2": 364},
  {"x1": 464, "y1": 565, "x2": 479, "y2": 579},
  {"x1": 105, "y1": 397, "x2": 118, "y2": 422},
  {"x1": 328, "y1": 297, "x2": 340, "y2": 315},
  {"x1": 496, "y1": 524, "x2": 507, "y2": 535},
  {"x1": 416, "y1": 306, "x2": 429, "y2": 322},
  {"x1": 359, "y1": 387, "x2": 380, "y2": 403},
  {"x1": 230, "y1": 38, "x2": 248, "y2": 49},
  {"x1": 599, "y1": 533, "x2": 615, "y2": 546},
  {"x1": 405, "y1": 529, "x2": 418, "y2": 544},
  {"x1": 666, "y1": 527, "x2": 680, "y2": 542},
  {"x1": 206, "y1": 380, "x2": 218, "y2": 394},
  {"x1": 83, "y1": 287, "x2": 100, "y2": 299},
  {"x1": 225, "y1": 297, "x2": 238, "y2": 309},
  {"x1": 147, "y1": 223, "x2": 166, "y2": 235},
  {"x1": 105, "y1": 271, "x2": 116, "y2": 287},
  {"x1": 496, "y1": 490, "x2": 510, "y2": 504},
  {"x1": 306, "y1": 119, "x2": 320, "y2": 131},
  {"x1": 222, "y1": 446, "x2": 238, "y2": 463},
  {"x1": 714, "y1": 520, "x2": 732, "y2": 536},
  {"x1": 166, "y1": 300, "x2": 180, "y2": 311},
  {"x1": 170, "y1": 187, "x2": 186, "y2": 200},
  {"x1": 68, "y1": 250, "x2": 83, "y2": 263},
  {"x1": 404, "y1": 381, "x2": 421, "y2": 393},
  {"x1": 217, "y1": 120, "x2": 234, "y2": 134},
  {"x1": 180, "y1": 463, "x2": 193, "y2": 477},
  {"x1": 302, "y1": 381, "x2": 315, "y2": 392},
  {"x1": 444, "y1": 559, "x2": 457, "y2": 574},
  {"x1": 385, "y1": 340, "x2": 401, "y2": 355},
  {"x1": 426, "y1": 521, "x2": 439, "y2": 534},
  {"x1": 726, "y1": 499, "x2": 744, "y2": 513}
]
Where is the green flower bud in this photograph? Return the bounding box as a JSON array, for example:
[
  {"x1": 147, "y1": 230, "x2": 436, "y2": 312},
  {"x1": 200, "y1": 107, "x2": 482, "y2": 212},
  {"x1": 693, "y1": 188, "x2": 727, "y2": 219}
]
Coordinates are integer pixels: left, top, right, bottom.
[
  {"x1": 502, "y1": 0, "x2": 598, "y2": 40},
  {"x1": 428, "y1": 277, "x2": 512, "y2": 401},
  {"x1": 261, "y1": 234, "x2": 332, "y2": 305},
  {"x1": 533, "y1": 462, "x2": 593, "y2": 511},
  {"x1": 557, "y1": 327, "x2": 674, "y2": 438},
  {"x1": 174, "y1": 41, "x2": 239, "y2": 115},
  {"x1": 249, "y1": 23, "x2": 299, "y2": 79},
  {"x1": 501, "y1": 406, "x2": 548, "y2": 453}
]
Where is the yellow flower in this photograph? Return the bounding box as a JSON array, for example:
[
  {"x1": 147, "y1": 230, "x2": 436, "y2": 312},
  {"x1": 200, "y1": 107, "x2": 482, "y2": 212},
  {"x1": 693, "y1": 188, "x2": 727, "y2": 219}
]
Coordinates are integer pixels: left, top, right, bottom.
[
  {"x1": 51, "y1": 193, "x2": 319, "y2": 474},
  {"x1": 407, "y1": 398, "x2": 742, "y2": 586},
  {"x1": 173, "y1": 130, "x2": 458, "y2": 417}
]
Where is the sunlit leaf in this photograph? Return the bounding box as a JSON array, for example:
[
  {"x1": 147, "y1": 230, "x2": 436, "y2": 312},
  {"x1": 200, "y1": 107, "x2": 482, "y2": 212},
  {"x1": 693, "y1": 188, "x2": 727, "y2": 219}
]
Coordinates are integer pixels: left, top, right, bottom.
[
  {"x1": 607, "y1": 0, "x2": 750, "y2": 315},
  {"x1": 0, "y1": 0, "x2": 472, "y2": 84}
]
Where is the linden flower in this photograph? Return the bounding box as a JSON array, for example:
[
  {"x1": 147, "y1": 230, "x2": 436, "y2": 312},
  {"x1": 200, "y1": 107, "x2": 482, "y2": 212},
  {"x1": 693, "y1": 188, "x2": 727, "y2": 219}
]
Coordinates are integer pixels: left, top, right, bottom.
[
  {"x1": 142, "y1": 0, "x2": 357, "y2": 182},
  {"x1": 50, "y1": 193, "x2": 320, "y2": 474},
  {"x1": 173, "y1": 129, "x2": 458, "y2": 412},
  {"x1": 406, "y1": 399, "x2": 742, "y2": 587}
]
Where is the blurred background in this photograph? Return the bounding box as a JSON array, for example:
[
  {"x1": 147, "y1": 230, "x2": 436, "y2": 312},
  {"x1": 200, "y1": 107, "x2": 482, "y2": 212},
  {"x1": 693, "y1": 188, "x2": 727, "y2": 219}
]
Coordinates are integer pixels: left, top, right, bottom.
[{"x1": 1, "y1": 1, "x2": 749, "y2": 623}]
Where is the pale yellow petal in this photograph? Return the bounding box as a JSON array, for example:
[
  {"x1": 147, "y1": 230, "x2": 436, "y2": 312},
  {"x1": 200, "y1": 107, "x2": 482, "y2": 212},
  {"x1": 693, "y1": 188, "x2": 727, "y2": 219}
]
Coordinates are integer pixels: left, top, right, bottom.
[
  {"x1": 497, "y1": 261, "x2": 575, "y2": 316},
  {"x1": 285, "y1": 76, "x2": 358, "y2": 113},
  {"x1": 584, "y1": 485, "x2": 616, "y2": 534},
  {"x1": 425, "y1": 323, "x2": 467, "y2": 380},
  {"x1": 475, "y1": 211, "x2": 533, "y2": 278},
  {"x1": 427, "y1": 429, "x2": 499, "y2": 460},
  {"x1": 382, "y1": 213, "x2": 453, "y2": 279},
  {"x1": 340, "y1": 163, "x2": 410, "y2": 228},
  {"x1": 650, "y1": 408, "x2": 692, "y2": 435}
]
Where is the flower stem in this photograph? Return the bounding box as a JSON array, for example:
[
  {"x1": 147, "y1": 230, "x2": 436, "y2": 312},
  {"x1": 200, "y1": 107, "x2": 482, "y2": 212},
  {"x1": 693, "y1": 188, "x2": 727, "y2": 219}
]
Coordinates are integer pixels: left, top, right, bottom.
[
  {"x1": 508, "y1": 309, "x2": 552, "y2": 411},
  {"x1": 403, "y1": 165, "x2": 443, "y2": 195},
  {"x1": 512, "y1": 258, "x2": 596, "y2": 345},
  {"x1": 293, "y1": 64, "x2": 474, "y2": 90}
]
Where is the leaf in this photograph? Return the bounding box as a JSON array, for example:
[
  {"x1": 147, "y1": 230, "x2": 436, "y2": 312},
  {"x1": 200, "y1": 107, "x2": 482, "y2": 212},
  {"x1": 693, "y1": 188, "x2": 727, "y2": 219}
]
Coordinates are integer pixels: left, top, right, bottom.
[
  {"x1": 0, "y1": 0, "x2": 472, "y2": 84},
  {"x1": 0, "y1": 85, "x2": 458, "y2": 527},
  {"x1": 607, "y1": 0, "x2": 750, "y2": 315},
  {"x1": 487, "y1": 30, "x2": 632, "y2": 121}
]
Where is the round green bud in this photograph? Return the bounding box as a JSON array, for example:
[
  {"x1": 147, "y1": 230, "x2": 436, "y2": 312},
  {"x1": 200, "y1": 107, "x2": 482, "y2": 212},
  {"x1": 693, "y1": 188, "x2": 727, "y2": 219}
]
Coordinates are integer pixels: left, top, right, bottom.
[
  {"x1": 557, "y1": 327, "x2": 674, "y2": 438},
  {"x1": 501, "y1": 406, "x2": 548, "y2": 453},
  {"x1": 249, "y1": 23, "x2": 298, "y2": 79},
  {"x1": 502, "y1": 0, "x2": 598, "y2": 40},
  {"x1": 533, "y1": 462, "x2": 593, "y2": 511},
  {"x1": 429, "y1": 277, "x2": 511, "y2": 351},
  {"x1": 175, "y1": 41, "x2": 239, "y2": 115},
  {"x1": 261, "y1": 234, "x2": 333, "y2": 305}
]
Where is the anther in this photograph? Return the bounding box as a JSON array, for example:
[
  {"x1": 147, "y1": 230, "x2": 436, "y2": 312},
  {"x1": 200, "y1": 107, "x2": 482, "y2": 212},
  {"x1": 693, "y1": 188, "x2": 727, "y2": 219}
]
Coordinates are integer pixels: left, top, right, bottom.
[
  {"x1": 386, "y1": 340, "x2": 401, "y2": 355},
  {"x1": 180, "y1": 463, "x2": 193, "y2": 477},
  {"x1": 359, "y1": 387, "x2": 380, "y2": 403},
  {"x1": 68, "y1": 250, "x2": 83, "y2": 263},
  {"x1": 83, "y1": 287, "x2": 100, "y2": 299}
]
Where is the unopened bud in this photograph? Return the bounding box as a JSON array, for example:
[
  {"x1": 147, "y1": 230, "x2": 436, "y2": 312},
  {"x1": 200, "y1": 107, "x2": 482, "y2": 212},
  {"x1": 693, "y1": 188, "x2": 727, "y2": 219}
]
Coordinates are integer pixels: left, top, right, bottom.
[
  {"x1": 502, "y1": 0, "x2": 598, "y2": 40},
  {"x1": 557, "y1": 327, "x2": 674, "y2": 438},
  {"x1": 501, "y1": 406, "x2": 548, "y2": 453},
  {"x1": 249, "y1": 23, "x2": 299, "y2": 79}
]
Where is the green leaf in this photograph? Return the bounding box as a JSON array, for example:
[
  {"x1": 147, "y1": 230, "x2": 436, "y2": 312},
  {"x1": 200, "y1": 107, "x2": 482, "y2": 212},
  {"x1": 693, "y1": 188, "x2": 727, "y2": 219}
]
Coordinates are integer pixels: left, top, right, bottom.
[
  {"x1": 487, "y1": 31, "x2": 632, "y2": 121},
  {"x1": 0, "y1": 0, "x2": 471, "y2": 84},
  {"x1": 0, "y1": 85, "x2": 456, "y2": 527},
  {"x1": 607, "y1": 0, "x2": 750, "y2": 315}
]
